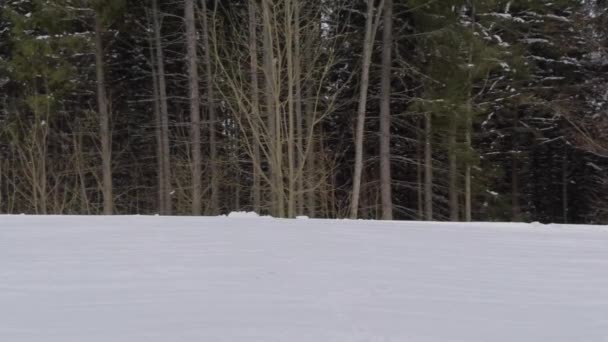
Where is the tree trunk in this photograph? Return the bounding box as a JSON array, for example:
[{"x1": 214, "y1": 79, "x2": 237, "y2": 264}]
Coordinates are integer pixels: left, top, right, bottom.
[
  {"x1": 74, "y1": 125, "x2": 90, "y2": 214},
  {"x1": 379, "y1": 0, "x2": 393, "y2": 220},
  {"x1": 464, "y1": 121, "x2": 472, "y2": 222},
  {"x1": 261, "y1": 0, "x2": 284, "y2": 217},
  {"x1": 424, "y1": 112, "x2": 433, "y2": 221},
  {"x1": 201, "y1": 0, "x2": 219, "y2": 215},
  {"x1": 562, "y1": 152, "x2": 568, "y2": 223},
  {"x1": 448, "y1": 112, "x2": 458, "y2": 221},
  {"x1": 150, "y1": 38, "x2": 164, "y2": 214},
  {"x1": 94, "y1": 12, "x2": 113, "y2": 215},
  {"x1": 304, "y1": 71, "x2": 315, "y2": 218},
  {"x1": 511, "y1": 153, "x2": 522, "y2": 221},
  {"x1": 248, "y1": 0, "x2": 262, "y2": 213},
  {"x1": 152, "y1": 0, "x2": 172, "y2": 215},
  {"x1": 464, "y1": 3, "x2": 475, "y2": 222},
  {"x1": 185, "y1": 0, "x2": 202, "y2": 215},
  {"x1": 416, "y1": 119, "x2": 423, "y2": 219},
  {"x1": 304, "y1": 5, "x2": 316, "y2": 218},
  {"x1": 512, "y1": 111, "x2": 522, "y2": 222},
  {"x1": 294, "y1": 1, "x2": 305, "y2": 216},
  {"x1": 262, "y1": 0, "x2": 276, "y2": 215},
  {"x1": 350, "y1": 0, "x2": 376, "y2": 219},
  {"x1": 286, "y1": 0, "x2": 296, "y2": 218},
  {"x1": 0, "y1": 152, "x2": 3, "y2": 213}
]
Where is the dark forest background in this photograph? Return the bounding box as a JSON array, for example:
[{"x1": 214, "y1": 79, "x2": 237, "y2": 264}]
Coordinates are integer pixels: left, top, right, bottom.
[{"x1": 1, "y1": 0, "x2": 607, "y2": 223}]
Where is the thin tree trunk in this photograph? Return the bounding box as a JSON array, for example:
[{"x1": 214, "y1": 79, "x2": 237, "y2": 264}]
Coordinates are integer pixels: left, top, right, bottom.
[
  {"x1": 464, "y1": 3, "x2": 475, "y2": 222},
  {"x1": 41, "y1": 91, "x2": 50, "y2": 214},
  {"x1": 201, "y1": 0, "x2": 219, "y2": 214},
  {"x1": 304, "y1": 5, "x2": 316, "y2": 218},
  {"x1": 512, "y1": 112, "x2": 522, "y2": 222},
  {"x1": 379, "y1": 0, "x2": 393, "y2": 220},
  {"x1": 94, "y1": 12, "x2": 113, "y2": 215},
  {"x1": 185, "y1": 0, "x2": 202, "y2": 215},
  {"x1": 512, "y1": 153, "x2": 521, "y2": 221},
  {"x1": 294, "y1": 1, "x2": 305, "y2": 216},
  {"x1": 152, "y1": 0, "x2": 172, "y2": 215},
  {"x1": 350, "y1": 0, "x2": 376, "y2": 219},
  {"x1": 150, "y1": 38, "x2": 165, "y2": 213},
  {"x1": 262, "y1": 0, "x2": 276, "y2": 215},
  {"x1": 261, "y1": 0, "x2": 284, "y2": 217},
  {"x1": 286, "y1": 0, "x2": 296, "y2": 218},
  {"x1": 448, "y1": 112, "x2": 459, "y2": 221},
  {"x1": 304, "y1": 87, "x2": 315, "y2": 217},
  {"x1": 424, "y1": 112, "x2": 433, "y2": 220},
  {"x1": 464, "y1": 119, "x2": 472, "y2": 221},
  {"x1": 248, "y1": 0, "x2": 262, "y2": 213},
  {"x1": 562, "y1": 152, "x2": 568, "y2": 223},
  {"x1": 304, "y1": 76, "x2": 315, "y2": 218},
  {"x1": 75, "y1": 127, "x2": 90, "y2": 214},
  {"x1": 416, "y1": 119, "x2": 423, "y2": 220},
  {"x1": 464, "y1": 98, "x2": 472, "y2": 222},
  {"x1": 0, "y1": 152, "x2": 3, "y2": 213}
]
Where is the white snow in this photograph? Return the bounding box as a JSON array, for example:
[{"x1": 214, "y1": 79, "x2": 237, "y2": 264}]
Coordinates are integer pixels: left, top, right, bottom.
[
  {"x1": 486, "y1": 190, "x2": 499, "y2": 196},
  {"x1": 587, "y1": 162, "x2": 604, "y2": 171},
  {"x1": 521, "y1": 38, "x2": 552, "y2": 45},
  {"x1": 545, "y1": 14, "x2": 570, "y2": 22},
  {"x1": 227, "y1": 211, "x2": 261, "y2": 218},
  {"x1": 1, "y1": 216, "x2": 608, "y2": 342},
  {"x1": 481, "y1": 12, "x2": 525, "y2": 23}
]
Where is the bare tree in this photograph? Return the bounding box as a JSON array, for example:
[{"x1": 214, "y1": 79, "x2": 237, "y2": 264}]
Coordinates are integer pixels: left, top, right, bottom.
[
  {"x1": 261, "y1": 0, "x2": 285, "y2": 217},
  {"x1": 212, "y1": 0, "x2": 346, "y2": 218}
]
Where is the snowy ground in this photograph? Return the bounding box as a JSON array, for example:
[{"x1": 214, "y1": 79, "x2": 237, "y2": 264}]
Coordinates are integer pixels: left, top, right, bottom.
[{"x1": 1, "y1": 216, "x2": 608, "y2": 342}]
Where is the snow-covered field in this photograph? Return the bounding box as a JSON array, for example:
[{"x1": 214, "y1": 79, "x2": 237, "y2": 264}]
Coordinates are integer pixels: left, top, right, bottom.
[{"x1": 1, "y1": 215, "x2": 608, "y2": 342}]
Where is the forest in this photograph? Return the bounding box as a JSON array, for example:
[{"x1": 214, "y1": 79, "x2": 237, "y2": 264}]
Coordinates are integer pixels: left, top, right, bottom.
[{"x1": 0, "y1": 0, "x2": 607, "y2": 223}]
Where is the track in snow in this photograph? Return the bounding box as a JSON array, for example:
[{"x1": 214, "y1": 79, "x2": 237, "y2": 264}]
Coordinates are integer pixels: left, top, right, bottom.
[{"x1": 1, "y1": 215, "x2": 608, "y2": 342}]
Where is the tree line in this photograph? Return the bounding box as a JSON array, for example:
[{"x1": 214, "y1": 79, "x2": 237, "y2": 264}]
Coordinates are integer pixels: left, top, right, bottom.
[{"x1": 1, "y1": 0, "x2": 607, "y2": 223}]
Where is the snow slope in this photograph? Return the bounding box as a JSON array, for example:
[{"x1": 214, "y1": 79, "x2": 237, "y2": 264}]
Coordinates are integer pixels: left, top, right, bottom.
[{"x1": 1, "y1": 216, "x2": 608, "y2": 342}]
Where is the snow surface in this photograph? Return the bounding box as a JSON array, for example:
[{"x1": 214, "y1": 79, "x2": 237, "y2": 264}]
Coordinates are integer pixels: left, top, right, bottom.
[{"x1": 1, "y1": 216, "x2": 608, "y2": 342}]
